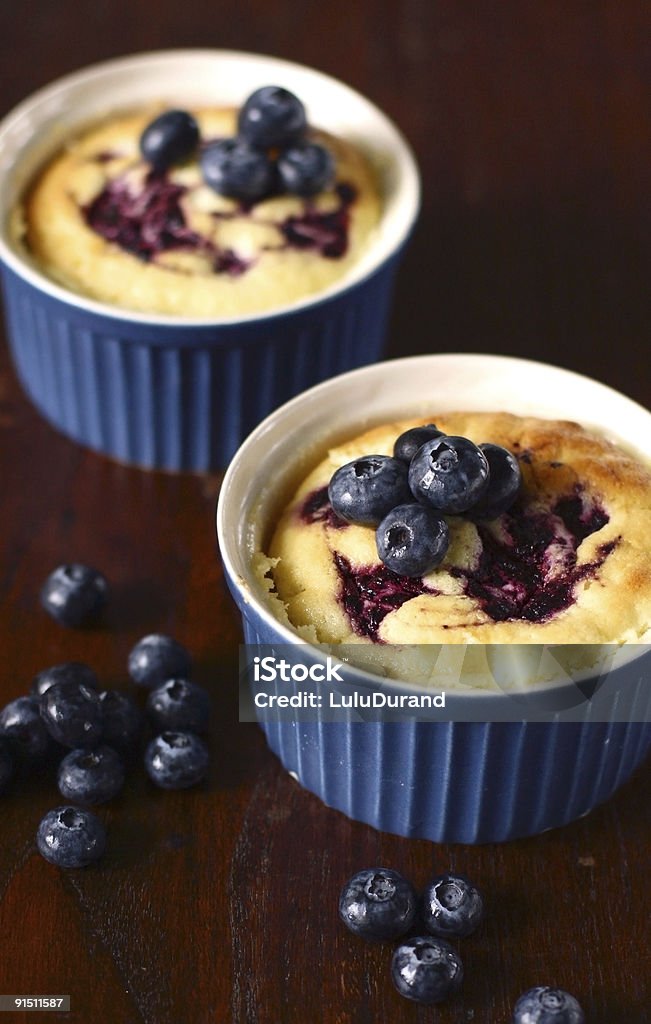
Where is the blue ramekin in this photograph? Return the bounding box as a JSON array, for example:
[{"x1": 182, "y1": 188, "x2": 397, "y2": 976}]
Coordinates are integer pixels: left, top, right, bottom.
[
  {"x1": 0, "y1": 50, "x2": 420, "y2": 471},
  {"x1": 217, "y1": 354, "x2": 651, "y2": 844}
]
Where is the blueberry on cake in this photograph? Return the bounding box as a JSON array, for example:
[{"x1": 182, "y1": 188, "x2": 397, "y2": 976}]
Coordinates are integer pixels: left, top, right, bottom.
[
  {"x1": 14, "y1": 86, "x2": 381, "y2": 317},
  {"x1": 258, "y1": 412, "x2": 651, "y2": 648}
]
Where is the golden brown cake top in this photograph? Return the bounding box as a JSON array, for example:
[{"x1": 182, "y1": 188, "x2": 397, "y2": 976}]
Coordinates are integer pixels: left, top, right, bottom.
[
  {"x1": 262, "y1": 412, "x2": 651, "y2": 646},
  {"x1": 15, "y1": 106, "x2": 381, "y2": 317}
]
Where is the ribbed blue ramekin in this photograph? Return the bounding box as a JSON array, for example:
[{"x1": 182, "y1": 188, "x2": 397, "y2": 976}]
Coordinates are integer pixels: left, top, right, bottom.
[
  {"x1": 0, "y1": 256, "x2": 401, "y2": 471},
  {"x1": 229, "y1": 603, "x2": 650, "y2": 845},
  {"x1": 217, "y1": 354, "x2": 651, "y2": 844},
  {"x1": 0, "y1": 51, "x2": 419, "y2": 471}
]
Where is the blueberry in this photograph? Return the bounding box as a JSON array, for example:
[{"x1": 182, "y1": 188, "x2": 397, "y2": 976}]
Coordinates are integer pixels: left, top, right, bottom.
[
  {"x1": 127, "y1": 634, "x2": 191, "y2": 689},
  {"x1": 0, "y1": 738, "x2": 14, "y2": 794},
  {"x1": 57, "y1": 745, "x2": 125, "y2": 805},
  {"x1": 376, "y1": 504, "x2": 449, "y2": 577},
  {"x1": 40, "y1": 563, "x2": 108, "y2": 627},
  {"x1": 146, "y1": 679, "x2": 211, "y2": 734},
  {"x1": 31, "y1": 661, "x2": 99, "y2": 698},
  {"x1": 238, "y1": 85, "x2": 307, "y2": 149},
  {"x1": 97, "y1": 690, "x2": 143, "y2": 751},
  {"x1": 139, "y1": 109, "x2": 200, "y2": 171},
  {"x1": 393, "y1": 424, "x2": 446, "y2": 464},
  {"x1": 512, "y1": 987, "x2": 585, "y2": 1023},
  {"x1": 339, "y1": 868, "x2": 417, "y2": 941},
  {"x1": 144, "y1": 731, "x2": 209, "y2": 790},
  {"x1": 466, "y1": 443, "x2": 522, "y2": 520},
  {"x1": 328, "y1": 456, "x2": 412, "y2": 525},
  {"x1": 421, "y1": 873, "x2": 484, "y2": 939},
  {"x1": 36, "y1": 806, "x2": 106, "y2": 868},
  {"x1": 391, "y1": 936, "x2": 463, "y2": 1005},
  {"x1": 40, "y1": 681, "x2": 103, "y2": 749},
  {"x1": 408, "y1": 436, "x2": 490, "y2": 514},
  {"x1": 201, "y1": 138, "x2": 276, "y2": 202},
  {"x1": 0, "y1": 696, "x2": 51, "y2": 766},
  {"x1": 277, "y1": 141, "x2": 334, "y2": 196}
]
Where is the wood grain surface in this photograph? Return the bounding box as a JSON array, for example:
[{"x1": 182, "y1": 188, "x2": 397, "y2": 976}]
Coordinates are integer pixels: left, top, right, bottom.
[{"x1": 0, "y1": 3, "x2": 649, "y2": 1022}]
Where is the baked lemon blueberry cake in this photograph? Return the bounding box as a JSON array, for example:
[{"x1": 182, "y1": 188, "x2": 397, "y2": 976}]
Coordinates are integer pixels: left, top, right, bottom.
[
  {"x1": 257, "y1": 412, "x2": 651, "y2": 654},
  {"x1": 14, "y1": 86, "x2": 381, "y2": 317}
]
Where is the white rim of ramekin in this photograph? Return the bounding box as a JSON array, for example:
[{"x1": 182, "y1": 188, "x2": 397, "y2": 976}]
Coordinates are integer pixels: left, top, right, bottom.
[
  {"x1": 0, "y1": 48, "x2": 420, "y2": 328},
  {"x1": 216, "y1": 352, "x2": 651, "y2": 695}
]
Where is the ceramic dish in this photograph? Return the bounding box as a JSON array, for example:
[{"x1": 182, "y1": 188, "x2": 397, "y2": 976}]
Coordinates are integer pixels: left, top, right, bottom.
[
  {"x1": 217, "y1": 354, "x2": 651, "y2": 843},
  {"x1": 0, "y1": 50, "x2": 419, "y2": 470}
]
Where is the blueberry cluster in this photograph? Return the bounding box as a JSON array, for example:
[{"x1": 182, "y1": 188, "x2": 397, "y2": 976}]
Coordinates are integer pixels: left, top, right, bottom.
[
  {"x1": 338, "y1": 867, "x2": 584, "y2": 1018},
  {"x1": 328, "y1": 423, "x2": 522, "y2": 577},
  {"x1": 139, "y1": 86, "x2": 335, "y2": 203},
  {"x1": 338, "y1": 868, "x2": 481, "y2": 1005},
  {"x1": 0, "y1": 565, "x2": 211, "y2": 869}
]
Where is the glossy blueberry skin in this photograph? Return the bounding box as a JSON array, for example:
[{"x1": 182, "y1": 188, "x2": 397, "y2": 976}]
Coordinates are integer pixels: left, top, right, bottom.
[
  {"x1": 328, "y1": 456, "x2": 412, "y2": 525},
  {"x1": 512, "y1": 987, "x2": 585, "y2": 1023},
  {"x1": 467, "y1": 443, "x2": 522, "y2": 521},
  {"x1": 0, "y1": 738, "x2": 14, "y2": 794},
  {"x1": 201, "y1": 139, "x2": 276, "y2": 201},
  {"x1": 0, "y1": 696, "x2": 51, "y2": 766},
  {"x1": 146, "y1": 679, "x2": 211, "y2": 734},
  {"x1": 97, "y1": 690, "x2": 143, "y2": 752},
  {"x1": 238, "y1": 85, "x2": 307, "y2": 149},
  {"x1": 139, "y1": 109, "x2": 200, "y2": 171},
  {"x1": 31, "y1": 661, "x2": 99, "y2": 698},
  {"x1": 40, "y1": 681, "x2": 103, "y2": 749},
  {"x1": 408, "y1": 435, "x2": 490, "y2": 514},
  {"x1": 421, "y1": 873, "x2": 484, "y2": 939},
  {"x1": 391, "y1": 936, "x2": 463, "y2": 1005},
  {"x1": 40, "y1": 563, "x2": 108, "y2": 627},
  {"x1": 36, "y1": 806, "x2": 106, "y2": 868},
  {"x1": 376, "y1": 503, "x2": 449, "y2": 577},
  {"x1": 144, "y1": 731, "x2": 209, "y2": 790},
  {"x1": 127, "y1": 634, "x2": 191, "y2": 689},
  {"x1": 393, "y1": 424, "x2": 446, "y2": 464},
  {"x1": 277, "y1": 141, "x2": 335, "y2": 196},
  {"x1": 58, "y1": 745, "x2": 126, "y2": 805},
  {"x1": 338, "y1": 868, "x2": 417, "y2": 941}
]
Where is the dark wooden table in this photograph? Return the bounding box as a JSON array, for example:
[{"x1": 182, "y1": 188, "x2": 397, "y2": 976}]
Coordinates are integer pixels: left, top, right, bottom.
[{"x1": 0, "y1": 4, "x2": 649, "y2": 1022}]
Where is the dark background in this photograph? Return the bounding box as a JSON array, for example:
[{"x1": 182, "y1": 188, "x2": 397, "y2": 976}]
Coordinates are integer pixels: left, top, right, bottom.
[{"x1": 0, "y1": 3, "x2": 649, "y2": 1022}]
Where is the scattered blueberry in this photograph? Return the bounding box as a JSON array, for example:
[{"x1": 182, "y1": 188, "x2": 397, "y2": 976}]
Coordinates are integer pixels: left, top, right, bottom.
[
  {"x1": 146, "y1": 679, "x2": 211, "y2": 734},
  {"x1": 467, "y1": 443, "x2": 522, "y2": 520},
  {"x1": 0, "y1": 696, "x2": 51, "y2": 766},
  {"x1": 139, "y1": 109, "x2": 200, "y2": 171},
  {"x1": 421, "y1": 873, "x2": 484, "y2": 939},
  {"x1": 201, "y1": 138, "x2": 276, "y2": 201},
  {"x1": 127, "y1": 634, "x2": 191, "y2": 689},
  {"x1": 31, "y1": 661, "x2": 99, "y2": 698},
  {"x1": 144, "y1": 731, "x2": 209, "y2": 790},
  {"x1": 0, "y1": 738, "x2": 14, "y2": 794},
  {"x1": 36, "y1": 806, "x2": 106, "y2": 868},
  {"x1": 57, "y1": 745, "x2": 125, "y2": 805},
  {"x1": 40, "y1": 563, "x2": 108, "y2": 627},
  {"x1": 238, "y1": 85, "x2": 307, "y2": 149},
  {"x1": 376, "y1": 503, "x2": 449, "y2": 577},
  {"x1": 40, "y1": 681, "x2": 103, "y2": 749},
  {"x1": 391, "y1": 936, "x2": 463, "y2": 1005},
  {"x1": 393, "y1": 424, "x2": 446, "y2": 464},
  {"x1": 97, "y1": 690, "x2": 143, "y2": 752},
  {"x1": 328, "y1": 456, "x2": 412, "y2": 525},
  {"x1": 339, "y1": 868, "x2": 417, "y2": 941},
  {"x1": 277, "y1": 141, "x2": 334, "y2": 196},
  {"x1": 408, "y1": 436, "x2": 490, "y2": 514},
  {"x1": 512, "y1": 987, "x2": 585, "y2": 1023}
]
